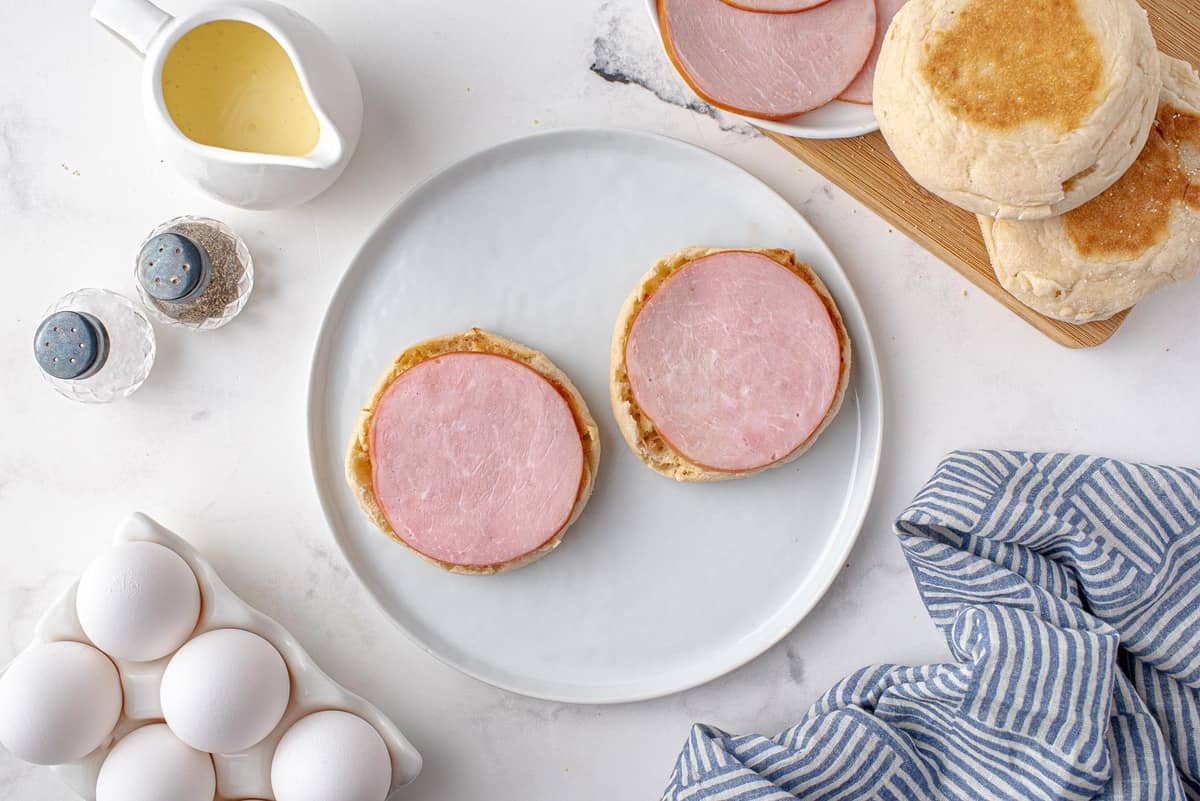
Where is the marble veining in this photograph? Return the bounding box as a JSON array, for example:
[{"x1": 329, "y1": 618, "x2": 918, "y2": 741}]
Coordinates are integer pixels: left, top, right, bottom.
[
  {"x1": 0, "y1": 104, "x2": 32, "y2": 212},
  {"x1": 590, "y1": 0, "x2": 759, "y2": 136}
]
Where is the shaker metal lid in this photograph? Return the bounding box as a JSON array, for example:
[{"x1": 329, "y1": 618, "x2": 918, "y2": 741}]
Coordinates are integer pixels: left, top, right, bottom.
[
  {"x1": 34, "y1": 311, "x2": 110, "y2": 380},
  {"x1": 137, "y1": 232, "x2": 211, "y2": 302}
]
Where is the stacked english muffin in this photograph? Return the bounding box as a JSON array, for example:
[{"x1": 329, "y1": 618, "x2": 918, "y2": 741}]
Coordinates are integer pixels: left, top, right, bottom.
[{"x1": 874, "y1": 0, "x2": 1200, "y2": 323}]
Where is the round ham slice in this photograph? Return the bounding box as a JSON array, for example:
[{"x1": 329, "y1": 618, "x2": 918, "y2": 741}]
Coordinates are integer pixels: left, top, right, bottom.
[
  {"x1": 659, "y1": 0, "x2": 877, "y2": 120},
  {"x1": 720, "y1": 0, "x2": 832, "y2": 11},
  {"x1": 625, "y1": 251, "x2": 843, "y2": 473},
  {"x1": 839, "y1": 0, "x2": 907, "y2": 104},
  {"x1": 368, "y1": 353, "x2": 584, "y2": 568}
]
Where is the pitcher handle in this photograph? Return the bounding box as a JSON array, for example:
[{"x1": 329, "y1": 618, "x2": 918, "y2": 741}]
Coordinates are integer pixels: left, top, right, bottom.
[{"x1": 91, "y1": 0, "x2": 172, "y2": 55}]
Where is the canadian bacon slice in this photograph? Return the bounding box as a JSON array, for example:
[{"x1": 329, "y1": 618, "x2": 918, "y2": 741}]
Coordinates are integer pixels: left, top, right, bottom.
[
  {"x1": 719, "y1": 0, "x2": 833, "y2": 12},
  {"x1": 624, "y1": 251, "x2": 845, "y2": 473},
  {"x1": 659, "y1": 0, "x2": 877, "y2": 120},
  {"x1": 368, "y1": 352, "x2": 584, "y2": 568},
  {"x1": 839, "y1": 0, "x2": 908, "y2": 104}
]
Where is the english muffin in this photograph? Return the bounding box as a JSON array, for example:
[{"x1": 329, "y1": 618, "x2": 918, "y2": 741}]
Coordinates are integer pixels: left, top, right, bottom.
[
  {"x1": 981, "y1": 55, "x2": 1200, "y2": 323},
  {"x1": 874, "y1": 0, "x2": 1160, "y2": 219},
  {"x1": 611, "y1": 247, "x2": 851, "y2": 482},
  {"x1": 346, "y1": 329, "x2": 600, "y2": 575}
]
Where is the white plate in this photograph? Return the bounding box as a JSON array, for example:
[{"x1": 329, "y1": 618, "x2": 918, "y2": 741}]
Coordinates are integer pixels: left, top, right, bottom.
[
  {"x1": 307, "y1": 129, "x2": 883, "y2": 703},
  {"x1": 643, "y1": 0, "x2": 880, "y2": 139}
]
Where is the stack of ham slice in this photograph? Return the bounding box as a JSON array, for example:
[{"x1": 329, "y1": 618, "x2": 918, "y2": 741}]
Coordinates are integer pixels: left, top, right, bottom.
[{"x1": 658, "y1": 0, "x2": 907, "y2": 120}]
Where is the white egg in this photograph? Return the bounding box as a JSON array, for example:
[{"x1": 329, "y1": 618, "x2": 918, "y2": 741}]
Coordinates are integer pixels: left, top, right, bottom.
[
  {"x1": 76, "y1": 541, "x2": 201, "y2": 662},
  {"x1": 271, "y1": 711, "x2": 392, "y2": 801},
  {"x1": 161, "y1": 628, "x2": 290, "y2": 753},
  {"x1": 96, "y1": 723, "x2": 215, "y2": 801},
  {"x1": 0, "y1": 641, "x2": 122, "y2": 765}
]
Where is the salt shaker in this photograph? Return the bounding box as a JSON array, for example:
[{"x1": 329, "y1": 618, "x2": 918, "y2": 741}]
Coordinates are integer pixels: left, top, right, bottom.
[
  {"x1": 134, "y1": 216, "x2": 253, "y2": 330},
  {"x1": 34, "y1": 289, "x2": 156, "y2": 403}
]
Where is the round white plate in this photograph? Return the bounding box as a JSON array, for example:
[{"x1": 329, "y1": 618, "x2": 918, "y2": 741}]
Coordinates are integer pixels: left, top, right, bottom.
[
  {"x1": 643, "y1": 0, "x2": 880, "y2": 139},
  {"x1": 308, "y1": 129, "x2": 883, "y2": 703}
]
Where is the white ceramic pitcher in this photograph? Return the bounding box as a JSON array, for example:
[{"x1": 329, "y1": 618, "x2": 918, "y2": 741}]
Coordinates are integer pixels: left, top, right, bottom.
[{"x1": 92, "y1": 0, "x2": 363, "y2": 210}]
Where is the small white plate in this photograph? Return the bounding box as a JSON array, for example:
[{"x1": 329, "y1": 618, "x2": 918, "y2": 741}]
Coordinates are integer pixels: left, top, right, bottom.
[
  {"x1": 307, "y1": 129, "x2": 883, "y2": 703},
  {"x1": 643, "y1": 0, "x2": 880, "y2": 139}
]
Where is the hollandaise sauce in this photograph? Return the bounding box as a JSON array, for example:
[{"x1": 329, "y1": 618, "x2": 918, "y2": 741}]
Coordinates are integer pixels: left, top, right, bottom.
[{"x1": 162, "y1": 20, "x2": 320, "y2": 157}]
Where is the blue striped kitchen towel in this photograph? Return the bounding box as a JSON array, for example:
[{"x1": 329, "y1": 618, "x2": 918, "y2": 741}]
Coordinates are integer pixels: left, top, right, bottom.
[{"x1": 662, "y1": 450, "x2": 1200, "y2": 801}]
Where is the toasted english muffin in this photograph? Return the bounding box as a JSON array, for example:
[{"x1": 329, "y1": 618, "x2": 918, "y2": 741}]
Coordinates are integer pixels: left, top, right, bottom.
[
  {"x1": 346, "y1": 328, "x2": 600, "y2": 575},
  {"x1": 874, "y1": 0, "x2": 1160, "y2": 219},
  {"x1": 610, "y1": 247, "x2": 851, "y2": 482},
  {"x1": 981, "y1": 55, "x2": 1200, "y2": 323}
]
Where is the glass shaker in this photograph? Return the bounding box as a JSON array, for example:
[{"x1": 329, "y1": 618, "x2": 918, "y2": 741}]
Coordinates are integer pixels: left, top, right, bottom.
[
  {"x1": 34, "y1": 289, "x2": 156, "y2": 403},
  {"x1": 134, "y1": 216, "x2": 253, "y2": 330}
]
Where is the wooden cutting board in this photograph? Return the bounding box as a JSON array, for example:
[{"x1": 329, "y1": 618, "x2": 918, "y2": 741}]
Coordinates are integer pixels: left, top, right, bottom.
[{"x1": 764, "y1": 0, "x2": 1200, "y2": 348}]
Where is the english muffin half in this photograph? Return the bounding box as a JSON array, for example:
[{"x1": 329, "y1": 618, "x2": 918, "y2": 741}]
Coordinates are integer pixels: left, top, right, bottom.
[
  {"x1": 874, "y1": 0, "x2": 1160, "y2": 219},
  {"x1": 611, "y1": 247, "x2": 851, "y2": 482},
  {"x1": 346, "y1": 328, "x2": 600, "y2": 575},
  {"x1": 980, "y1": 55, "x2": 1200, "y2": 323}
]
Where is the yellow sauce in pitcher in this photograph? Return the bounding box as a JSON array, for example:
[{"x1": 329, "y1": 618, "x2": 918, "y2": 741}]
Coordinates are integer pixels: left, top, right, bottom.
[{"x1": 162, "y1": 20, "x2": 320, "y2": 156}]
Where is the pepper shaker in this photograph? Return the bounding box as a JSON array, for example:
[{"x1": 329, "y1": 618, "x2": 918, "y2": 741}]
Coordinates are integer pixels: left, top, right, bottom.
[
  {"x1": 34, "y1": 289, "x2": 156, "y2": 403},
  {"x1": 134, "y1": 216, "x2": 253, "y2": 330}
]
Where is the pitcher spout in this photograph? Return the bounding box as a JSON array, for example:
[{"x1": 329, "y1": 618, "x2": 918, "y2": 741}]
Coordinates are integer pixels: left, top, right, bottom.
[{"x1": 299, "y1": 119, "x2": 346, "y2": 171}]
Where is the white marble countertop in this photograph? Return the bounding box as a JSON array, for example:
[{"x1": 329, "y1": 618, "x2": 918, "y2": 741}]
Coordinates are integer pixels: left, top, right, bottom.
[{"x1": 1, "y1": 0, "x2": 1198, "y2": 798}]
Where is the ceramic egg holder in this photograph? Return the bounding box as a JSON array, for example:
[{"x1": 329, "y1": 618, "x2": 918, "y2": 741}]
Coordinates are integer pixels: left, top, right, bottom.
[{"x1": 15, "y1": 512, "x2": 421, "y2": 800}]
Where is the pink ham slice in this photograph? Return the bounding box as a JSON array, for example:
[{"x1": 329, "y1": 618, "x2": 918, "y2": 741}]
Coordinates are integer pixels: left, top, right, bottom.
[
  {"x1": 839, "y1": 0, "x2": 907, "y2": 103},
  {"x1": 369, "y1": 353, "x2": 583, "y2": 568},
  {"x1": 659, "y1": 0, "x2": 877, "y2": 120},
  {"x1": 719, "y1": 0, "x2": 832, "y2": 11},
  {"x1": 625, "y1": 252, "x2": 842, "y2": 473}
]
